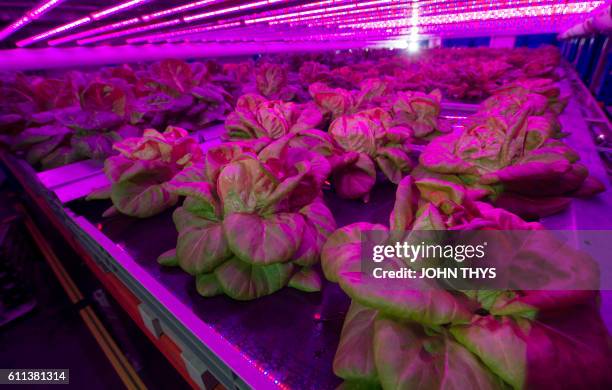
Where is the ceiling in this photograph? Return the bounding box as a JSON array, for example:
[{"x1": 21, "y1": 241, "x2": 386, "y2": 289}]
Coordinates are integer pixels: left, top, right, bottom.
[{"x1": 0, "y1": 0, "x2": 606, "y2": 50}]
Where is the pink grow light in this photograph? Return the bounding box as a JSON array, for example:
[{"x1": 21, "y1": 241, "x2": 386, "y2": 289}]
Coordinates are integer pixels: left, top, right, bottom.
[
  {"x1": 17, "y1": 17, "x2": 91, "y2": 47},
  {"x1": 0, "y1": 0, "x2": 66, "y2": 41},
  {"x1": 141, "y1": 0, "x2": 222, "y2": 21},
  {"x1": 40, "y1": 0, "x2": 225, "y2": 46},
  {"x1": 91, "y1": 0, "x2": 152, "y2": 20},
  {"x1": 334, "y1": 1, "x2": 605, "y2": 29},
  {"x1": 48, "y1": 18, "x2": 141, "y2": 46},
  {"x1": 77, "y1": 19, "x2": 181, "y2": 45},
  {"x1": 184, "y1": 0, "x2": 286, "y2": 22},
  {"x1": 15, "y1": 0, "x2": 152, "y2": 47}
]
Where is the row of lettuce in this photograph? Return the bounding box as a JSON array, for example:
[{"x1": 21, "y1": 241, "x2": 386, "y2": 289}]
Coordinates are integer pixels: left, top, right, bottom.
[
  {"x1": 84, "y1": 56, "x2": 610, "y2": 388},
  {"x1": 1, "y1": 46, "x2": 560, "y2": 171}
]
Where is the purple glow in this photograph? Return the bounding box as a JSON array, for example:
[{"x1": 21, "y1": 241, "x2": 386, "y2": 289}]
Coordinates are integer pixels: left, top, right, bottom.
[
  {"x1": 48, "y1": 18, "x2": 141, "y2": 46},
  {"x1": 0, "y1": 0, "x2": 65, "y2": 41},
  {"x1": 91, "y1": 0, "x2": 151, "y2": 20},
  {"x1": 77, "y1": 19, "x2": 181, "y2": 45}
]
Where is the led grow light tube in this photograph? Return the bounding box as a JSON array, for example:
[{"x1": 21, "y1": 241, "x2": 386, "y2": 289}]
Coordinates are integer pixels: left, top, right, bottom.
[
  {"x1": 48, "y1": 18, "x2": 141, "y2": 46},
  {"x1": 91, "y1": 0, "x2": 151, "y2": 20},
  {"x1": 335, "y1": 1, "x2": 604, "y2": 29},
  {"x1": 0, "y1": 0, "x2": 66, "y2": 41},
  {"x1": 126, "y1": 21, "x2": 243, "y2": 44},
  {"x1": 77, "y1": 19, "x2": 181, "y2": 45},
  {"x1": 44, "y1": 1, "x2": 230, "y2": 46},
  {"x1": 244, "y1": 0, "x2": 407, "y2": 24},
  {"x1": 17, "y1": 17, "x2": 91, "y2": 47},
  {"x1": 267, "y1": 3, "x2": 407, "y2": 26},
  {"x1": 141, "y1": 0, "x2": 223, "y2": 21},
  {"x1": 183, "y1": 0, "x2": 285, "y2": 22},
  {"x1": 16, "y1": 0, "x2": 152, "y2": 47},
  {"x1": 75, "y1": 0, "x2": 303, "y2": 46},
  {"x1": 39, "y1": 0, "x2": 266, "y2": 46},
  {"x1": 298, "y1": 13, "x2": 407, "y2": 29}
]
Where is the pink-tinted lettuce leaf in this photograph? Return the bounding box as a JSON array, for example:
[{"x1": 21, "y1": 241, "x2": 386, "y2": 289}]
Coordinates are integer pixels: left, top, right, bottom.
[
  {"x1": 196, "y1": 273, "x2": 223, "y2": 297},
  {"x1": 152, "y1": 59, "x2": 194, "y2": 95},
  {"x1": 572, "y1": 174, "x2": 605, "y2": 197},
  {"x1": 329, "y1": 113, "x2": 378, "y2": 156},
  {"x1": 111, "y1": 180, "x2": 177, "y2": 218},
  {"x1": 410, "y1": 203, "x2": 448, "y2": 231},
  {"x1": 473, "y1": 201, "x2": 543, "y2": 230},
  {"x1": 415, "y1": 178, "x2": 466, "y2": 207},
  {"x1": 479, "y1": 158, "x2": 573, "y2": 192},
  {"x1": 12, "y1": 125, "x2": 70, "y2": 148},
  {"x1": 389, "y1": 176, "x2": 418, "y2": 234},
  {"x1": 255, "y1": 63, "x2": 288, "y2": 98},
  {"x1": 258, "y1": 139, "x2": 331, "y2": 210},
  {"x1": 170, "y1": 182, "x2": 221, "y2": 221},
  {"x1": 373, "y1": 319, "x2": 503, "y2": 390},
  {"x1": 375, "y1": 146, "x2": 411, "y2": 184},
  {"x1": 321, "y1": 222, "x2": 387, "y2": 283},
  {"x1": 309, "y1": 82, "x2": 357, "y2": 120},
  {"x1": 223, "y1": 212, "x2": 304, "y2": 265},
  {"x1": 259, "y1": 161, "x2": 311, "y2": 214},
  {"x1": 174, "y1": 211, "x2": 230, "y2": 275},
  {"x1": 157, "y1": 248, "x2": 178, "y2": 267},
  {"x1": 358, "y1": 78, "x2": 393, "y2": 106},
  {"x1": 170, "y1": 162, "x2": 207, "y2": 184},
  {"x1": 217, "y1": 158, "x2": 278, "y2": 215},
  {"x1": 288, "y1": 267, "x2": 322, "y2": 292},
  {"x1": 522, "y1": 304, "x2": 612, "y2": 389},
  {"x1": 287, "y1": 128, "x2": 337, "y2": 156},
  {"x1": 339, "y1": 256, "x2": 472, "y2": 325},
  {"x1": 214, "y1": 257, "x2": 294, "y2": 300},
  {"x1": 87, "y1": 184, "x2": 112, "y2": 200},
  {"x1": 289, "y1": 102, "x2": 323, "y2": 133},
  {"x1": 104, "y1": 155, "x2": 133, "y2": 182},
  {"x1": 493, "y1": 192, "x2": 571, "y2": 219},
  {"x1": 487, "y1": 290, "x2": 597, "y2": 319},
  {"x1": 298, "y1": 61, "x2": 330, "y2": 84},
  {"x1": 333, "y1": 301, "x2": 379, "y2": 382},
  {"x1": 204, "y1": 142, "x2": 255, "y2": 184},
  {"x1": 332, "y1": 153, "x2": 377, "y2": 200},
  {"x1": 80, "y1": 82, "x2": 127, "y2": 116},
  {"x1": 419, "y1": 133, "x2": 478, "y2": 175},
  {"x1": 109, "y1": 160, "x2": 178, "y2": 217},
  {"x1": 293, "y1": 200, "x2": 336, "y2": 266},
  {"x1": 254, "y1": 101, "x2": 290, "y2": 138},
  {"x1": 24, "y1": 134, "x2": 67, "y2": 165},
  {"x1": 450, "y1": 316, "x2": 526, "y2": 389},
  {"x1": 391, "y1": 89, "x2": 443, "y2": 138},
  {"x1": 71, "y1": 133, "x2": 116, "y2": 160},
  {"x1": 57, "y1": 108, "x2": 123, "y2": 131}
]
